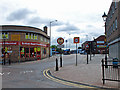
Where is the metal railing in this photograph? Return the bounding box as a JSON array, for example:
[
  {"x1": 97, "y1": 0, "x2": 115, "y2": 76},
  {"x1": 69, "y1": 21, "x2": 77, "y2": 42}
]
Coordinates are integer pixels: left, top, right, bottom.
[{"x1": 101, "y1": 58, "x2": 120, "y2": 84}]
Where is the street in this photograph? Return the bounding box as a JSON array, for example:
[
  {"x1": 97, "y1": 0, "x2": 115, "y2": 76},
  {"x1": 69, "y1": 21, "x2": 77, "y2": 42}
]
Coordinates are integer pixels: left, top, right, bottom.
[{"x1": 1, "y1": 54, "x2": 104, "y2": 88}]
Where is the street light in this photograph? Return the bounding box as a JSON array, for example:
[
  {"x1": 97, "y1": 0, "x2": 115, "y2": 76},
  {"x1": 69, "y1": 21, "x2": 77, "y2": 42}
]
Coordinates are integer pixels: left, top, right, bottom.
[
  {"x1": 3, "y1": 35, "x2": 6, "y2": 65},
  {"x1": 49, "y1": 20, "x2": 57, "y2": 57},
  {"x1": 102, "y1": 12, "x2": 108, "y2": 68}
]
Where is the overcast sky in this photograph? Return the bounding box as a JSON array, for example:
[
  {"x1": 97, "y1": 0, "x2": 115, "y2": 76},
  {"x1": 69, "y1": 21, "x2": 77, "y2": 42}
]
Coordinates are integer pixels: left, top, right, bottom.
[{"x1": 0, "y1": 0, "x2": 112, "y2": 49}]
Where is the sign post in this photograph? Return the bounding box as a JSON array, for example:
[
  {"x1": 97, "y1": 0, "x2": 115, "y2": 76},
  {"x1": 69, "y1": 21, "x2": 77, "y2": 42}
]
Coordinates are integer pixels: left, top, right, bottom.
[
  {"x1": 74, "y1": 37, "x2": 80, "y2": 66},
  {"x1": 57, "y1": 37, "x2": 64, "y2": 67}
]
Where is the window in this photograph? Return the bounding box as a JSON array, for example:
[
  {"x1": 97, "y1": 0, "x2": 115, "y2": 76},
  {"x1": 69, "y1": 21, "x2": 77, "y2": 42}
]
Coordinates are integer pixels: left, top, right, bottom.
[
  {"x1": 25, "y1": 33, "x2": 29, "y2": 39},
  {"x1": 0, "y1": 33, "x2": 2, "y2": 39},
  {"x1": 34, "y1": 34, "x2": 38, "y2": 40},
  {"x1": 30, "y1": 33, "x2": 33, "y2": 39},
  {"x1": 112, "y1": 5, "x2": 114, "y2": 14},
  {"x1": 30, "y1": 48, "x2": 34, "y2": 57},
  {"x1": 115, "y1": 18, "x2": 117, "y2": 29},
  {"x1": 40, "y1": 36, "x2": 43, "y2": 41},
  {"x1": 115, "y1": 1, "x2": 117, "y2": 9},
  {"x1": 20, "y1": 47, "x2": 25, "y2": 58},
  {"x1": 113, "y1": 22, "x2": 115, "y2": 31},
  {"x1": 2, "y1": 32, "x2": 9, "y2": 39},
  {"x1": 44, "y1": 38, "x2": 47, "y2": 42},
  {"x1": 26, "y1": 48, "x2": 29, "y2": 57}
]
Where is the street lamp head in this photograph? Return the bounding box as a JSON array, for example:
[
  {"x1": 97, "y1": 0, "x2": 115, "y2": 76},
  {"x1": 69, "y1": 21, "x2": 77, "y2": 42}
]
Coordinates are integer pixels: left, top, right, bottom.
[{"x1": 102, "y1": 12, "x2": 107, "y2": 22}]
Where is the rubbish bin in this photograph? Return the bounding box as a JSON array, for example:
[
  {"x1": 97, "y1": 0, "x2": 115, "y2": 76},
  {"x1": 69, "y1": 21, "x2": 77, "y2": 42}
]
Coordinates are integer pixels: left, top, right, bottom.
[{"x1": 113, "y1": 58, "x2": 118, "y2": 68}]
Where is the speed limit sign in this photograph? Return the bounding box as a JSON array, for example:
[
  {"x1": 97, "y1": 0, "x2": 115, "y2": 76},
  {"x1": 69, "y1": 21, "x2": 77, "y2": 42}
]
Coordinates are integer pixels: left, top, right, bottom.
[{"x1": 74, "y1": 37, "x2": 80, "y2": 43}]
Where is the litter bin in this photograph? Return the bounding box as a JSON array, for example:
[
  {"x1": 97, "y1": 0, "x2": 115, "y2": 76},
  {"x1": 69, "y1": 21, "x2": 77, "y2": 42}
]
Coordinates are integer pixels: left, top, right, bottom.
[{"x1": 113, "y1": 58, "x2": 118, "y2": 68}]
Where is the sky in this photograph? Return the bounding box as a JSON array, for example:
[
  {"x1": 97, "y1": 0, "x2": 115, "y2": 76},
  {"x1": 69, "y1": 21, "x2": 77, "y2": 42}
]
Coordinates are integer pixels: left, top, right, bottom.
[{"x1": 0, "y1": 0, "x2": 112, "y2": 50}]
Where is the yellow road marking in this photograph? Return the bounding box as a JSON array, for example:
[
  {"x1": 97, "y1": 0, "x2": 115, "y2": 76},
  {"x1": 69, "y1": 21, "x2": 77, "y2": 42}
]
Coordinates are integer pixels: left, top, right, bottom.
[{"x1": 43, "y1": 69, "x2": 104, "y2": 89}]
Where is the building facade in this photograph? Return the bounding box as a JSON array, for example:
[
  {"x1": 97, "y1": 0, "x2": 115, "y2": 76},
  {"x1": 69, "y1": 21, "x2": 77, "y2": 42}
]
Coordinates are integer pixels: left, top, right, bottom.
[
  {"x1": 106, "y1": 1, "x2": 120, "y2": 59},
  {"x1": 82, "y1": 35, "x2": 106, "y2": 54},
  {"x1": 95, "y1": 35, "x2": 107, "y2": 54},
  {"x1": 0, "y1": 25, "x2": 50, "y2": 63}
]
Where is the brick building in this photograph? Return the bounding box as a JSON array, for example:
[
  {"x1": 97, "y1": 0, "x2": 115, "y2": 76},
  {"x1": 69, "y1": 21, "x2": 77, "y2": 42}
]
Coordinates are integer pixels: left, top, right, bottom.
[
  {"x1": 0, "y1": 25, "x2": 50, "y2": 63},
  {"x1": 94, "y1": 35, "x2": 107, "y2": 54},
  {"x1": 82, "y1": 35, "x2": 106, "y2": 54},
  {"x1": 105, "y1": 1, "x2": 120, "y2": 59}
]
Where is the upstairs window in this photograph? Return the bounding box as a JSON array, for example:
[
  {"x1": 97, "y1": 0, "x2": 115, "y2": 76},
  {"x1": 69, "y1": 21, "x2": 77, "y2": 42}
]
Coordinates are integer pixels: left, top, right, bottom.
[
  {"x1": 115, "y1": 18, "x2": 117, "y2": 29},
  {"x1": 1, "y1": 32, "x2": 9, "y2": 39},
  {"x1": 34, "y1": 34, "x2": 38, "y2": 40},
  {"x1": 25, "y1": 33, "x2": 29, "y2": 39}
]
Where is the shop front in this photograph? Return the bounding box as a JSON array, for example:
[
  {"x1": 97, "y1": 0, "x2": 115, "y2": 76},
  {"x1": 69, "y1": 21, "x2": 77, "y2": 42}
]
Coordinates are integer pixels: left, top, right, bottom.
[{"x1": 1, "y1": 41, "x2": 49, "y2": 62}]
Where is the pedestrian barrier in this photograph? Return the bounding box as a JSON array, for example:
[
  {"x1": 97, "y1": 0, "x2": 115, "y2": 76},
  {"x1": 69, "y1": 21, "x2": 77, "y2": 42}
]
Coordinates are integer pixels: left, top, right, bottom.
[{"x1": 101, "y1": 58, "x2": 120, "y2": 84}]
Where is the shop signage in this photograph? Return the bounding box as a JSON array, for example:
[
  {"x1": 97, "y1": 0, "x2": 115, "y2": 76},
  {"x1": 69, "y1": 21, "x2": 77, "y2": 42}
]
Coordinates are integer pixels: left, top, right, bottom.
[
  {"x1": 11, "y1": 35, "x2": 20, "y2": 41},
  {"x1": 0, "y1": 41, "x2": 19, "y2": 45},
  {"x1": 21, "y1": 42, "x2": 48, "y2": 47}
]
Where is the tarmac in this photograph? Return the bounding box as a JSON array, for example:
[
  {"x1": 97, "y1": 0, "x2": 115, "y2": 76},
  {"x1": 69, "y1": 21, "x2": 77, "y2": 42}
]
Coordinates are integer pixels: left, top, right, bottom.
[{"x1": 48, "y1": 54, "x2": 120, "y2": 89}]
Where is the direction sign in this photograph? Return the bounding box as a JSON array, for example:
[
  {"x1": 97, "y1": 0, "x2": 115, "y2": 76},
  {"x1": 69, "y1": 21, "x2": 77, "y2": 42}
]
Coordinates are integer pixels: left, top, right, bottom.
[
  {"x1": 57, "y1": 45, "x2": 64, "y2": 48},
  {"x1": 57, "y1": 37, "x2": 64, "y2": 45},
  {"x1": 74, "y1": 37, "x2": 80, "y2": 43}
]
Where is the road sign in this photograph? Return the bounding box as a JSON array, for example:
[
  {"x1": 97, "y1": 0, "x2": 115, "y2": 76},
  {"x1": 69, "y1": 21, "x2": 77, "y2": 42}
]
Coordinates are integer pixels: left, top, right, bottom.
[
  {"x1": 57, "y1": 45, "x2": 64, "y2": 48},
  {"x1": 57, "y1": 37, "x2": 64, "y2": 45},
  {"x1": 74, "y1": 37, "x2": 80, "y2": 43}
]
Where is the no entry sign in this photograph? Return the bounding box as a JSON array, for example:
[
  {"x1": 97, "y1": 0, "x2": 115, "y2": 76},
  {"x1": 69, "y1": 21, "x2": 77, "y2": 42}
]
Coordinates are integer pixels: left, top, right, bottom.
[
  {"x1": 74, "y1": 37, "x2": 80, "y2": 43},
  {"x1": 57, "y1": 37, "x2": 64, "y2": 45}
]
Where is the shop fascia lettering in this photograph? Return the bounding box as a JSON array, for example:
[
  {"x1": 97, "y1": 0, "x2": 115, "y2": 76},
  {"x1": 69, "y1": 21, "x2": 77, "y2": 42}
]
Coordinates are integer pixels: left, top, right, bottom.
[
  {"x1": 0, "y1": 41, "x2": 48, "y2": 47},
  {"x1": 21, "y1": 42, "x2": 47, "y2": 47}
]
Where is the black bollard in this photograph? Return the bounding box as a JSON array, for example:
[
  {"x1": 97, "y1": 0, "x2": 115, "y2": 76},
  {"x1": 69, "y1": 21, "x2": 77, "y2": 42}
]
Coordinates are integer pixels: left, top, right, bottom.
[
  {"x1": 8, "y1": 58, "x2": 11, "y2": 65},
  {"x1": 56, "y1": 58, "x2": 59, "y2": 71},
  {"x1": 87, "y1": 52, "x2": 88, "y2": 64},
  {"x1": 60, "y1": 56, "x2": 62, "y2": 67}
]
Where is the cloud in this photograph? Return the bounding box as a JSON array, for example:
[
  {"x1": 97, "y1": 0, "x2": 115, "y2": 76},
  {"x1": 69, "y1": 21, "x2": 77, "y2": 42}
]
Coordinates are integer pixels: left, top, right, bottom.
[
  {"x1": 6, "y1": 8, "x2": 33, "y2": 21},
  {"x1": 56, "y1": 23, "x2": 80, "y2": 34}
]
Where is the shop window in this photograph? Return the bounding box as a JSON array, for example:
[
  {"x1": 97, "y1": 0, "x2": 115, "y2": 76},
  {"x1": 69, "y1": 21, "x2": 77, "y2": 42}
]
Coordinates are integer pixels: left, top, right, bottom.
[
  {"x1": 20, "y1": 47, "x2": 25, "y2": 58},
  {"x1": 30, "y1": 48, "x2": 34, "y2": 57},
  {"x1": 34, "y1": 48, "x2": 37, "y2": 57},
  {"x1": 26, "y1": 48, "x2": 29, "y2": 57},
  {"x1": 44, "y1": 48, "x2": 46, "y2": 54}
]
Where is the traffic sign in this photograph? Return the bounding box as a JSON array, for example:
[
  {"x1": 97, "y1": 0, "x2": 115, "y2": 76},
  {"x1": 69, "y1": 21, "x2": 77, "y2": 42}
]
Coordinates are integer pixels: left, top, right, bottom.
[
  {"x1": 74, "y1": 37, "x2": 80, "y2": 43},
  {"x1": 57, "y1": 45, "x2": 64, "y2": 48},
  {"x1": 57, "y1": 37, "x2": 64, "y2": 45}
]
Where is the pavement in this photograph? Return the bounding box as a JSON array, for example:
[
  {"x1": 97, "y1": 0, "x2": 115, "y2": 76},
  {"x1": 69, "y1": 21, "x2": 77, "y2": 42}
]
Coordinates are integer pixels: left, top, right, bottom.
[{"x1": 48, "y1": 54, "x2": 120, "y2": 89}]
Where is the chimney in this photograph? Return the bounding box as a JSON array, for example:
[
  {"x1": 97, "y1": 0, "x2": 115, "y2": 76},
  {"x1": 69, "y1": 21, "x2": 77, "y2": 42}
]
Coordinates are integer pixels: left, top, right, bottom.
[{"x1": 43, "y1": 26, "x2": 47, "y2": 34}]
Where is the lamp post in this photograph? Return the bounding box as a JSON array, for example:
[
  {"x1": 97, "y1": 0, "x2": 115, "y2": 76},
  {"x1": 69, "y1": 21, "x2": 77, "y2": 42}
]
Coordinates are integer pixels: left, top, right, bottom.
[
  {"x1": 102, "y1": 12, "x2": 108, "y2": 68},
  {"x1": 49, "y1": 20, "x2": 57, "y2": 57},
  {"x1": 3, "y1": 35, "x2": 6, "y2": 65}
]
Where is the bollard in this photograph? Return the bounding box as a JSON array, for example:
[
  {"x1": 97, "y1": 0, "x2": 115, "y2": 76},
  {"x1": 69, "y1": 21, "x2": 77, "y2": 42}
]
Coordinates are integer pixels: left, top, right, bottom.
[
  {"x1": 87, "y1": 53, "x2": 88, "y2": 64},
  {"x1": 56, "y1": 58, "x2": 59, "y2": 71},
  {"x1": 8, "y1": 58, "x2": 11, "y2": 65},
  {"x1": 102, "y1": 59, "x2": 105, "y2": 84},
  {"x1": 60, "y1": 56, "x2": 62, "y2": 67}
]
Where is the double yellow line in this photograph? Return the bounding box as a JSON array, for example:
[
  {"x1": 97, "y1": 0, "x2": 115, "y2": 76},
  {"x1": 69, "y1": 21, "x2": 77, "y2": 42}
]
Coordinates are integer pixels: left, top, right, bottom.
[{"x1": 43, "y1": 69, "x2": 104, "y2": 89}]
